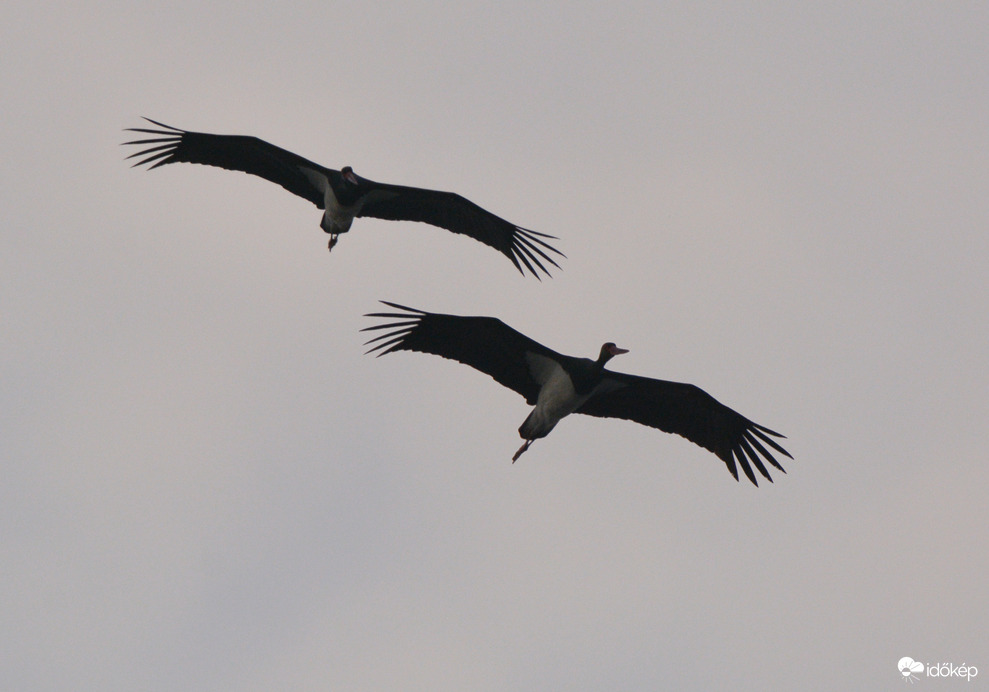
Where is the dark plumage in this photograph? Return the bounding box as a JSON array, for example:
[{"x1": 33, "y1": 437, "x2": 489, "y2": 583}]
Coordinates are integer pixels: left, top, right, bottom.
[
  {"x1": 363, "y1": 302, "x2": 791, "y2": 485},
  {"x1": 123, "y1": 118, "x2": 563, "y2": 277}
]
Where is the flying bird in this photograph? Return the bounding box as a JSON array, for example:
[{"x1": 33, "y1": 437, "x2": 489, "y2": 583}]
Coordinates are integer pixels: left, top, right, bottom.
[
  {"x1": 123, "y1": 118, "x2": 563, "y2": 277},
  {"x1": 363, "y1": 302, "x2": 791, "y2": 485}
]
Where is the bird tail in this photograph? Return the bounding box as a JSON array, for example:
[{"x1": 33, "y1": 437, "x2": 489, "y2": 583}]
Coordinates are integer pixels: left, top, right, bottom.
[{"x1": 518, "y1": 408, "x2": 556, "y2": 441}]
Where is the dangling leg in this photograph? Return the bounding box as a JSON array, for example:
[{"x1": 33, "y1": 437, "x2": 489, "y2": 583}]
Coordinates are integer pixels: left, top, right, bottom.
[
  {"x1": 512, "y1": 439, "x2": 533, "y2": 463},
  {"x1": 327, "y1": 234, "x2": 339, "y2": 251}
]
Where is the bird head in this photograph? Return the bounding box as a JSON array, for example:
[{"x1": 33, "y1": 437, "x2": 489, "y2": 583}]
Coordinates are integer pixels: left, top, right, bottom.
[
  {"x1": 341, "y1": 166, "x2": 359, "y2": 185},
  {"x1": 598, "y1": 342, "x2": 629, "y2": 364}
]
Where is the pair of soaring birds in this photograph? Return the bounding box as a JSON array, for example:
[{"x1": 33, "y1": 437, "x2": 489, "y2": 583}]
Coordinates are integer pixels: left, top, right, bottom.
[{"x1": 124, "y1": 118, "x2": 791, "y2": 485}]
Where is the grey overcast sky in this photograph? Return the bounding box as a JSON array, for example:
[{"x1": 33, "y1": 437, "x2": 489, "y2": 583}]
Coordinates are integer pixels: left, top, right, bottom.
[{"x1": 3, "y1": 2, "x2": 987, "y2": 690}]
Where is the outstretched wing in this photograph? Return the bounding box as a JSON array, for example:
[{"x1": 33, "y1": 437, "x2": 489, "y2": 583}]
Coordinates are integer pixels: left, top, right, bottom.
[
  {"x1": 362, "y1": 301, "x2": 561, "y2": 404},
  {"x1": 578, "y1": 372, "x2": 792, "y2": 485},
  {"x1": 356, "y1": 179, "x2": 564, "y2": 279},
  {"x1": 123, "y1": 118, "x2": 328, "y2": 207}
]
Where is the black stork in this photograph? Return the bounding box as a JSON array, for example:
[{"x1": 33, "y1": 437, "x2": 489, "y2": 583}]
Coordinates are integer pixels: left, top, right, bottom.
[
  {"x1": 363, "y1": 302, "x2": 792, "y2": 485},
  {"x1": 123, "y1": 119, "x2": 563, "y2": 278}
]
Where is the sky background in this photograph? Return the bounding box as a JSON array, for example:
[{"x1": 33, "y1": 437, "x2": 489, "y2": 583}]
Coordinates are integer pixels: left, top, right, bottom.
[{"x1": 3, "y1": 2, "x2": 987, "y2": 690}]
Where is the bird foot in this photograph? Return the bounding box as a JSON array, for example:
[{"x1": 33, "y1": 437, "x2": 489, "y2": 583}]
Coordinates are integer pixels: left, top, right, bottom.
[
  {"x1": 512, "y1": 440, "x2": 532, "y2": 463},
  {"x1": 327, "y1": 234, "x2": 339, "y2": 252}
]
